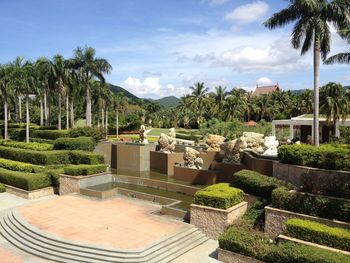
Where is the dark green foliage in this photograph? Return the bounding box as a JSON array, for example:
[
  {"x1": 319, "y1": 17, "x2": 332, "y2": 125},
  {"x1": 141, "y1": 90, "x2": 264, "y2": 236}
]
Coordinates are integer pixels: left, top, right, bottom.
[
  {"x1": 63, "y1": 164, "x2": 107, "y2": 176},
  {"x1": 232, "y1": 170, "x2": 290, "y2": 199},
  {"x1": 272, "y1": 187, "x2": 350, "y2": 223},
  {"x1": 0, "y1": 140, "x2": 53, "y2": 151},
  {"x1": 31, "y1": 130, "x2": 68, "y2": 140},
  {"x1": 68, "y1": 150, "x2": 105, "y2": 165},
  {"x1": 243, "y1": 199, "x2": 270, "y2": 228},
  {"x1": 194, "y1": 183, "x2": 244, "y2": 209},
  {"x1": 286, "y1": 218, "x2": 350, "y2": 251},
  {"x1": 68, "y1": 127, "x2": 106, "y2": 141},
  {"x1": 0, "y1": 183, "x2": 5, "y2": 192},
  {"x1": 278, "y1": 144, "x2": 350, "y2": 171},
  {"x1": 53, "y1": 137, "x2": 96, "y2": 151},
  {"x1": 0, "y1": 158, "x2": 44, "y2": 173},
  {"x1": 29, "y1": 138, "x2": 55, "y2": 144},
  {"x1": 43, "y1": 168, "x2": 64, "y2": 187},
  {"x1": 0, "y1": 168, "x2": 51, "y2": 191}
]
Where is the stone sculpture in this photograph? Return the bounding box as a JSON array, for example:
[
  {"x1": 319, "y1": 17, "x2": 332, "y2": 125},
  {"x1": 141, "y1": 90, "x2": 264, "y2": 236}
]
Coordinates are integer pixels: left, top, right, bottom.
[
  {"x1": 262, "y1": 136, "x2": 279, "y2": 156},
  {"x1": 220, "y1": 139, "x2": 242, "y2": 163},
  {"x1": 183, "y1": 147, "x2": 203, "y2": 169},
  {"x1": 158, "y1": 128, "x2": 176, "y2": 153},
  {"x1": 206, "y1": 134, "x2": 225, "y2": 151},
  {"x1": 139, "y1": 125, "x2": 148, "y2": 144},
  {"x1": 239, "y1": 132, "x2": 265, "y2": 154}
]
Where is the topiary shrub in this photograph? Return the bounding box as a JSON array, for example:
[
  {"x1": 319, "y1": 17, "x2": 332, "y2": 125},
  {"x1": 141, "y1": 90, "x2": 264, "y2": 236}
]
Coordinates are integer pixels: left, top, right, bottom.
[
  {"x1": 0, "y1": 140, "x2": 53, "y2": 151},
  {"x1": 68, "y1": 127, "x2": 106, "y2": 141},
  {"x1": 286, "y1": 218, "x2": 350, "y2": 251},
  {"x1": 272, "y1": 187, "x2": 350, "y2": 223},
  {"x1": 0, "y1": 183, "x2": 5, "y2": 192},
  {"x1": 0, "y1": 158, "x2": 44, "y2": 173},
  {"x1": 68, "y1": 150, "x2": 104, "y2": 165},
  {"x1": 63, "y1": 164, "x2": 107, "y2": 176},
  {"x1": 194, "y1": 183, "x2": 244, "y2": 209},
  {"x1": 53, "y1": 137, "x2": 96, "y2": 151},
  {"x1": 31, "y1": 130, "x2": 68, "y2": 140},
  {"x1": 232, "y1": 170, "x2": 291, "y2": 199}
]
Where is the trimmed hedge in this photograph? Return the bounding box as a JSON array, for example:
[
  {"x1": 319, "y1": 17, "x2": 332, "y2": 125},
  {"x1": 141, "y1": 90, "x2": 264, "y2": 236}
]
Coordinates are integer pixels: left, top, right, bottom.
[
  {"x1": 278, "y1": 144, "x2": 350, "y2": 171},
  {"x1": 31, "y1": 130, "x2": 68, "y2": 140},
  {"x1": 68, "y1": 150, "x2": 104, "y2": 165},
  {"x1": 194, "y1": 183, "x2": 244, "y2": 209},
  {"x1": 30, "y1": 138, "x2": 55, "y2": 144},
  {"x1": 286, "y1": 218, "x2": 350, "y2": 251},
  {"x1": 0, "y1": 183, "x2": 5, "y2": 192},
  {"x1": 68, "y1": 127, "x2": 106, "y2": 141},
  {"x1": 272, "y1": 187, "x2": 350, "y2": 223},
  {"x1": 0, "y1": 158, "x2": 44, "y2": 173},
  {"x1": 0, "y1": 168, "x2": 51, "y2": 191},
  {"x1": 232, "y1": 170, "x2": 290, "y2": 199},
  {"x1": 43, "y1": 168, "x2": 64, "y2": 187},
  {"x1": 219, "y1": 224, "x2": 350, "y2": 263},
  {"x1": 0, "y1": 140, "x2": 53, "y2": 151},
  {"x1": 63, "y1": 164, "x2": 107, "y2": 176},
  {"x1": 53, "y1": 137, "x2": 96, "y2": 151}
]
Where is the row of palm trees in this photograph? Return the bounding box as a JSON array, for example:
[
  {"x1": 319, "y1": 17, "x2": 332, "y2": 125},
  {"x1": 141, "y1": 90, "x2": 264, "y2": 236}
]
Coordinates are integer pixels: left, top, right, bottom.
[{"x1": 0, "y1": 46, "x2": 129, "y2": 142}]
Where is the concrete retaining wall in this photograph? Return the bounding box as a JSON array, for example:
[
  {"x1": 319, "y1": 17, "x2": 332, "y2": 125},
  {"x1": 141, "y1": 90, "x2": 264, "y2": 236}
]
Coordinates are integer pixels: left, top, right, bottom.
[
  {"x1": 5, "y1": 185, "x2": 54, "y2": 199},
  {"x1": 218, "y1": 249, "x2": 264, "y2": 263},
  {"x1": 149, "y1": 151, "x2": 183, "y2": 176}
]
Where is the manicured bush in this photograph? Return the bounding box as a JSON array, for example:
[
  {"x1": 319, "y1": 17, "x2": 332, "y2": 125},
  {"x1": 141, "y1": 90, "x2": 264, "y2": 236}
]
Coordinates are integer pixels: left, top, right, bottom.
[
  {"x1": 63, "y1": 164, "x2": 107, "y2": 176},
  {"x1": 29, "y1": 138, "x2": 55, "y2": 144},
  {"x1": 278, "y1": 144, "x2": 350, "y2": 171},
  {"x1": 0, "y1": 183, "x2": 5, "y2": 192},
  {"x1": 53, "y1": 137, "x2": 96, "y2": 151},
  {"x1": 31, "y1": 130, "x2": 68, "y2": 140},
  {"x1": 68, "y1": 127, "x2": 106, "y2": 141},
  {"x1": 68, "y1": 150, "x2": 104, "y2": 165},
  {"x1": 194, "y1": 183, "x2": 244, "y2": 209},
  {"x1": 43, "y1": 168, "x2": 64, "y2": 187},
  {"x1": 0, "y1": 140, "x2": 53, "y2": 151},
  {"x1": 286, "y1": 218, "x2": 350, "y2": 251},
  {"x1": 243, "y1": 199, "x2": 270, "y2": 228},
  {"x1": 232, "y1": 170, "x2": 290, "y2": 199},
  {"x1": 272, "y1": 187, "x2": 350, "y2": 223},
  {"x1": 0, "y1": 168, "x2": 51, "y2": 191},
  {"x1": 0, "y1": 158, "x2": 44, "y2": 173}
]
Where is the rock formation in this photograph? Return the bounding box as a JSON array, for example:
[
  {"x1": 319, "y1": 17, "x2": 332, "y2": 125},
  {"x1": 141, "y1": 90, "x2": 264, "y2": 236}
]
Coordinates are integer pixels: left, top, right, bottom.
[
  {"x1": 139, "y1": 125, "x2": 148, "y2": 144},
  {"x1": 158, "y1": 128, "x2": 176, "y2": 153},
  {"x1": 220, "y1": 139, "x2": 242, "y2": 163},
  {"x1": 239, "y1": 132, "x2": 265, "y2": 154},
  {"x1": 262, "y1": 136, "x2": 279, "y2": 156},
  {"x1": 206, "y1": 134, "x2": 225, "y2": 151},
  {"x1": 183, "y1": 147, "x2": 203, "y2": 169}
]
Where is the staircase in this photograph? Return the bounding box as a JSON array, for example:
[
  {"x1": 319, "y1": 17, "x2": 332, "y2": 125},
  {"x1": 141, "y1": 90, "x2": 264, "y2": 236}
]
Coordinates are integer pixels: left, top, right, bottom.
[{"x1": 0, "y1": 210, "x2": 208, "y2": 263}]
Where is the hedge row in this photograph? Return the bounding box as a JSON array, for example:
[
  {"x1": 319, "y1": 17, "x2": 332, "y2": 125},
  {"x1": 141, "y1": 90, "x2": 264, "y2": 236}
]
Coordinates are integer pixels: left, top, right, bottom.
[
  {"x1": 67, "y1": 127, "x2": 106, "y2": 141},
  {"x1": 0, "y1": 183, "x2": 5, "y2": 192},
  {"x1": 286, "y1": 218, "x2": 350, "y2": 251},
  {"x1": 0, "y1": 168, "x2": 51, "y2": 191},
  {"x1": 0, "y1": 146, "x2": 104, "y2": 165},
  {"x1": 232, "y1": 170, "x2": 290, "y2": 199},
  {"x1": 53, "y1": 137, "x2": 96, "y2": 151},
  {"x1": 0, "y1": 158, "x2": 44, "y2": 173},
  {"x1": 194, "y1": 183, "x2": 244, "y2": 209},
  {"x1": 278, "y1": 144, "x2": 350, "y2": 171},
  {"x1": 63, "y1": 164, "x2": 107, "y2": 176},
  {"x1": 272, "y1": 187, "x2": 350, "y2": 223},
  {"x1": 0, "y1": 140, "x2": 53, "y2": 151},
  {"x1": 219, "y1": 224, "x2": 350, "y2": 263},
  {"x1": 31, "y1": 130, "x2": 68, "y2": 140}
]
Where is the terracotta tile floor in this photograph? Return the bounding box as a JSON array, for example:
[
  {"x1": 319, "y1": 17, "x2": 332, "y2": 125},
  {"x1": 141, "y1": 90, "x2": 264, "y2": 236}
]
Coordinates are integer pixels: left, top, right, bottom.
[
  {"x1": 19, "y1": 195, "x2": 187, "y2": 250},
  {"x1": 0, "y1": 247, "x2": 23, "y2": 263}
]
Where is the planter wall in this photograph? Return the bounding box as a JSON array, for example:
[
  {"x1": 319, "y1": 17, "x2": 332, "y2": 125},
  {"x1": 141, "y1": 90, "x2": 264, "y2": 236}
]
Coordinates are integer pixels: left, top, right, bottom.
[
  {"x1": 5, "y1": 185, "x2": 54, "y2": 199},
  {"x1": 173, "y1": 166, "x2": 216, "y2": 185},
  {"x1": 264, "y1": 206, "x2": 350, "y2": 236},
  {"x1": 190, "y1": 201, "x2": 247, "y2": 240},
  {"x1": 149, "y1": 151, "x2": 183, "y2": 176},
  {"x1": 211, "y1": 161, "x2": 247, "y2": 183},
  {"x1": 94, "y1": 141, "x2": 112, "y2": 166},
  {"x1": 241, "y1": 152, "x2": 274, "y2": 176},
  {"x1": 218, "y1": 248, "x2": 264, "y2": 263}
]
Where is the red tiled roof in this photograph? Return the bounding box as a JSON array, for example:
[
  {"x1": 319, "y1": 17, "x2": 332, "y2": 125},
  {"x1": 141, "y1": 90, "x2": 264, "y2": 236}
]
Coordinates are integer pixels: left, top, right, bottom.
[
  {"x1": 245, "y1": 120, "x2": 257, "y2": 126},
  {"x1": 253, "y1": 84, "x2": 280, "y2": 96}
]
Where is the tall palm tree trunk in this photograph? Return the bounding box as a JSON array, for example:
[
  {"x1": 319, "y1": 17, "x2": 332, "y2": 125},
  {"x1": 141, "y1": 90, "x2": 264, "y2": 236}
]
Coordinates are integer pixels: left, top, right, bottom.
[
  {"x1": 101, "y1": 106, "x2": 105, "y2": 128},
  {"x1": 19, "y1": 96, "x2": 22, "y2": 122},
  {"x1": 15, "y1": 95, "x2": 18, "y2": 122},
  {"x1": 116, "y1": 110, "x2": 119, "y2": 138},
  {"x1": 25, "y1": 95, "x2": 30, "y2": 143},
  {"x1": 4, "y1": 98, "x2": 8, "y2": 140},
  {"x1": 70, "y1": 100, "x2": 74, "y2": 129},
  {"x1": 66, "y1": 94, "x2": 69, "y2": 130},
  {"x1": 86, "y1": 84, "x2": 92, "y2": 127},
  {"x1": 40, "y1": 97, "x2": 44, "y2": 126},
  {"x1": 58, "y1": 93, "x2": 62, "y2": 130},
  {"x1": 313, "y1": 37, "x2": 320, "y2": 146},
  {"x1": 44, "y1": 91, "x2": 48, "y2": 126},
  {"x1": 105, "y1": 109, "x2": 108, "y2": 134}
]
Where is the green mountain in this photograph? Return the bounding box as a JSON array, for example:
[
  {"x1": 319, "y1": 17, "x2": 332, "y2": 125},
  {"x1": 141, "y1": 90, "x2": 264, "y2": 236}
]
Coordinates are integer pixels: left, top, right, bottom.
[
  {"x1": 108, "y1": 83, "x2": 140, "y2": 100},
  {"x1": 151, "y1": 96, "x2": 180, "y2": 107}
]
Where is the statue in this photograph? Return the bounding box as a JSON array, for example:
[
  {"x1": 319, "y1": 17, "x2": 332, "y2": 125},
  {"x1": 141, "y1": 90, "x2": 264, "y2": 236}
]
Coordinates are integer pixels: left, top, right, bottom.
[
  {"x1": 262, "y1": 136, "x2": 279, "y2": 156},
  {"x1": 139, "y1": 125, "x2": 148, "y2": 144},
  {"x1": 220, "y1": 139, "x2": 242, "y2": 163},
  {"x1": 183, "y1": 147, "x2": 203, "y2": 169},
  {"x1": 158, "y1": 128, "x2": 176, "y2": 153},
  {"x1": 206, "y1": 134, "x2": 225, "y2": 151},
  {"x1": 239, "y1": 132, "x2": 265, "y2": 154}
]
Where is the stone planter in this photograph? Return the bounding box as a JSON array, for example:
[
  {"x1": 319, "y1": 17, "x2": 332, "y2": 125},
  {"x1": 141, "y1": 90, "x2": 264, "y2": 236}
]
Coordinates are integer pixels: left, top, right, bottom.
[
  {"x1": 218, "y1": 248, "x2": 264, "y2": 263},
  {"x1": 265, "y1": 206, "x2": 350, "y2": 236},
  {"x1": 199, "y1": 151, "x2": 221, "y2": 170},
  {"x1": 5, "y1": 185, "x2": 54, "y2": 199},
  {"x1": 211, "y1": 161, "x2": 248, "y2": 183},
  {"x1": 241, "y1": 152, "x2": 274, "y2": 176},
  {"x1": 190, "y1": 201, "x2": 247, "y2": 239},
  {"x1": 149, "y1": 151, "x2": 183, "y2": 176},
  {"x1": 173, "y1": 166, "x2": 216, "y2": 185},
  {"x1": 59, "y1": 173, "x2": 112, "y2": 195},
  {"x1": 94, "y1": 141, "x2": 112, "y2": 166}
]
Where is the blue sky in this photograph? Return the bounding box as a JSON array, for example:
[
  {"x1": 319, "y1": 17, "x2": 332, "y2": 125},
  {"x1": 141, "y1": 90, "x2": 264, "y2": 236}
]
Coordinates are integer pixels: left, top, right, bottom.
[{"x1": 0, "y1": 0, "x2": 349, "y2": 98}]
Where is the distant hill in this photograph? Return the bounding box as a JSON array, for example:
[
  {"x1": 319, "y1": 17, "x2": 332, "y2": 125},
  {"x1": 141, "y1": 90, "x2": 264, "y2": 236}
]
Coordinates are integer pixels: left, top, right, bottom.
[
  {"x1": 290, "y1": 89, "x2": 308, "y2": 95},
  {"x1": 149, "y1": 96, "x2": 180, "y2": 107},
  {"x1": 108, "y1": 83, "x2": 140, "y2": 100}
]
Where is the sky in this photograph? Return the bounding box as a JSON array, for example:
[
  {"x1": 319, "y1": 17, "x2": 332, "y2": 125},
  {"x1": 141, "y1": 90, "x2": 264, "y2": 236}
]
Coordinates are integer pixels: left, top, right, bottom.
[{"x1": 0, "y1": 0, "x2": 349, "y2": 99}]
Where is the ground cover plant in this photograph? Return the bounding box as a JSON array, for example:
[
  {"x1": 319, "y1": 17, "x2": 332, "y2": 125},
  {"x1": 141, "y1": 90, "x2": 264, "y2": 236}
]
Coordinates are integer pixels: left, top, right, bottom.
[{"x1": 0, "y1": 140, "x2": 53, "y2": 151}]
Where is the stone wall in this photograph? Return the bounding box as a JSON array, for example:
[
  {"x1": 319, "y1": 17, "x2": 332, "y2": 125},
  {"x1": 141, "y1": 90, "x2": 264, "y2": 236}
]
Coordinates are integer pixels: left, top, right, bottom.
[
  {"x1": 149, "y1": 151, "x2": 183, "y2": 176},
  {"x1": 5, "y1": 185, "x2": 54, "y2": 199},
  {"x1": 190, "y1": 202, "x2": 247, "y2": 240},
  {"x1": 218, "y1": 248, "x2": 264, "y2": 263},
  {"x1": 173, "y1": 166, "x2": 216, "y2": 185}
]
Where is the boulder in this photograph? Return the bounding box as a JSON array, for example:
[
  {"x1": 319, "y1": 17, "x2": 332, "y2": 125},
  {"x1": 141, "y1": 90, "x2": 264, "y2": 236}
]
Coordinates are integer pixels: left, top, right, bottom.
[{"x1": 206, "y1": 134, "x2": 226, "y2": 151}]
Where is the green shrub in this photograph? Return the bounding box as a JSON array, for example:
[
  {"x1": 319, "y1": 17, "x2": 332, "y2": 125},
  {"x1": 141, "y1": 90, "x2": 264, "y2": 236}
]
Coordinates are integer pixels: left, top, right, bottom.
[
  {"x1": 43, "y1": 168, "x2": 64, "y2": 187},
  {"x1": 272, "y1": 187, "x2": 350, "y2": 223},
  {"x1": 31, "y1": 130, "x2": 68, "y2": 140},
  {"x1": 68, "y1": 150, "x2": 104, "y2": 165},
  {"x1": 30, "y1": 138, "x2": 55, "y2": 144},
  {"x1": 0, "y1": 168, "x2": 51, "y2": 191},
  {"x1": 53, "y1": 137, "x2": 96, "y2": 151},
  {"x1": 68, "y1": 127, "x2": 106, "y2": 141},
  {"x1": 0, "y1": 183, "x2": 5, "y2": 192},
  {"x1": 243, "y1": 199, "x2": 270, "y2": 227},
  {"x1": 0, "y1": 158, "x2": 44, "y2": 173},
  {"x1": 286, "y1": 218, "x2": 350, "y2": 251},
  {"x1": 232, "y1": 170, "x2": 290, "y2": 199},
  {"x1": 194, "y1": 183, "x2": 244, "y2": 209},
  {"x1": 0, "y1": 140, "x2": 53, "y2": 151},
  {"x1": 63, "y1": 164, "x2": 107, "y2": 176},
  {"x1": 278, "y1": 144, "x2": 350, "y2": 171}
]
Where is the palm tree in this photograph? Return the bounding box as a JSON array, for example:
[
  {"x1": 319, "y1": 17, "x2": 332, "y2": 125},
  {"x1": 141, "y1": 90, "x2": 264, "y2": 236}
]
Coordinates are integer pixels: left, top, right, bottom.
[
  {"x1": 71, "y1": 46, "x2": 112, "y2": 127},
  {"x1": 264, "y1": 0, "x2": 350, "y2": 146},
  {"x1": 325, "y1": 30, "x2": 350, "y2": 64},
  {"x1": 0, "y1": 64, "x2": 12, "y2": 139},
  {"x1": 213, "y1": 86, "x2": 227, "y2": 120},
  {"x1": 112, "y1": 92, "x2": 127, "y2": 138},
  {"x1": 11, "y1": 57, "x2": 25, "y2": 123},
  {"x1": 188, "y1": 82, "x2": 209, "y2": 126}
]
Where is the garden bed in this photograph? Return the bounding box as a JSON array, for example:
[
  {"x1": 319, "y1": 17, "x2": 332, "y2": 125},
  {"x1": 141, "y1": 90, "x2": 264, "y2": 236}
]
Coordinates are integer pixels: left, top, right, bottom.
[{"x1": 5, "y1": 184, "x2": 54, "y2": 199}]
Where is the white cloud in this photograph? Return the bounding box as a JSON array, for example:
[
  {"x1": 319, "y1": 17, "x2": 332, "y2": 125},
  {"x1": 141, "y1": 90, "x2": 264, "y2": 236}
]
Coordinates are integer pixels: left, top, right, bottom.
[
  {"x1": 210, "y1": 0, "x2": 228, "y2": 7},
  {"x1": 225, "y1": 1, "x2": 269, "y2": 24},
  {"x1": 257, "y1": 77, "x2": 273, "y2": 86}
]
